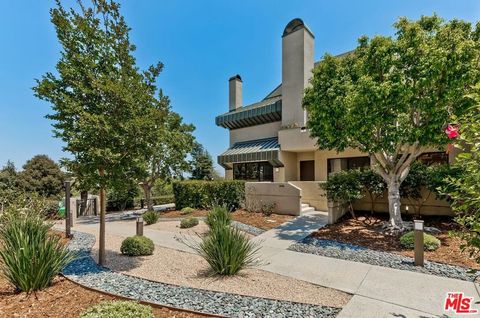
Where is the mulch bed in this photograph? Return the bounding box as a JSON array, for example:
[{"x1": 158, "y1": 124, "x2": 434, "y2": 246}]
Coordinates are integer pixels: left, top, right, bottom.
[
  {"x1": 159, "y1": 209, "x2": 294, "y2": 231},
  {"x1": 0, "y1": 276, "x2": 210, "y2": 318},
  {"x1": 310, "y1": 212, "x2": 480, "y2": 270}
]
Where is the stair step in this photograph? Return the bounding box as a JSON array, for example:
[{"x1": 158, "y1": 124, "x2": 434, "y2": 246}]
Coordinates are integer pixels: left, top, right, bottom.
[
  {"x1": 301, "y1": 203, "x2": 310, "y2": 208},
  {"x1": 301, "y1": 207, "x2": 315, "y2": 213}
]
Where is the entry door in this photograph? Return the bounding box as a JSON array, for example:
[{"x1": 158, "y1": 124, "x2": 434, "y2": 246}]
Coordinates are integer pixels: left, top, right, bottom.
[{"x1": 300, "y1": 160, "x2": 315, "y2": 181}]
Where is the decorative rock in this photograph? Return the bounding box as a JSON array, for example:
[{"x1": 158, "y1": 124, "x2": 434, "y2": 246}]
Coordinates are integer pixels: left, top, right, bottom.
[
  {"x1": 64, "y1": 231, "x2": 338, "y2": 318},
  {"x1": 289, "y1": 237, "x2": 478, "y2": 282}
]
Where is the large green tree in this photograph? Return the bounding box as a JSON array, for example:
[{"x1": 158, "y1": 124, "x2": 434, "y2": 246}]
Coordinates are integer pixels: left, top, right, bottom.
[
  {"x1": 33, "y1": 0, "x2": 159, "y2": 264},
  {"x1": 17, "y1": 155, "x2": 65, "y2": 198},
  {"x1": 190, "y1": 143, "x2": 216, "y2": 180},
  {"x1": 138, "y1": 91, "x2": 195, "y2": 211},
  {"x1": 446, "y1": 86, "x2": 480, "y2": 263},
  {"x1": 304, "y1": 15, "x2": 480, "y2": 230}
]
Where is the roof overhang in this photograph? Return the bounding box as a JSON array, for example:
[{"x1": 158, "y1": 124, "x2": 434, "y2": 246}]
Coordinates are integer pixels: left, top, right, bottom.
[
  {"x1": 218, "y1": 137, "x2": 283, "y2": 169},
  {"x1": 215, "y1": 98, "x2": 282, "y2": 130}
]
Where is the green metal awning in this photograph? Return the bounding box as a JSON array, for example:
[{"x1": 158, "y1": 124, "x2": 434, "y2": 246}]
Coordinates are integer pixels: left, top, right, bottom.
[
  {"x1": 215, "y1": 97, "x2": 282, "y2": 129},
  {"x1": 218, "y1": 137, "x2": 283, "y2": 168}
]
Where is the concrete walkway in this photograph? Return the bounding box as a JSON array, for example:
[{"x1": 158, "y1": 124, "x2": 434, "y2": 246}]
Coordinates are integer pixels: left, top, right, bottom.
[
  {"x1": 251, "y1": 212, "x2": 480, "y2": 318},
  {"x1": 64, "y1": 211, "x2": 480, "y2": 317}
]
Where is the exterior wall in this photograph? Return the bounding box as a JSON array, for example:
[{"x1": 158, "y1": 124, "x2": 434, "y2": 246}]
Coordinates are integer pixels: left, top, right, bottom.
[
  {"x1": 245, "y1": 182, "x2": 302, "y2": 215},
  {"x1": 278, "y1": 128, "x2": 317, "y2": 152},
  {"x1": 289, "y1": 181, "x2": 327, "y2": 211},
  {"x1": 225, "y1": 169, "x2": 233, "y2": 180},
  {"x1": 279, "y1": 150, "x2": 297, "y2": 181},
  {"x1": 354, "y1": 188, "x2": 453, "y2": 216},
  {"x1": 229, "y1": 121, "x2": 281, "y2": 146}
]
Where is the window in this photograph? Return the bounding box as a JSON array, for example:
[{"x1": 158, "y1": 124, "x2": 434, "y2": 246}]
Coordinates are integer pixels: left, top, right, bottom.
[
  {"x1": 327, "y1": 156, "x2": 370, "y2": 175},
  {"x1": 417, "y1": 152, "x2": 449, "y2": 166},
  {"x1": 233, "y1": 162, "x2": 273, "y2": 181}
]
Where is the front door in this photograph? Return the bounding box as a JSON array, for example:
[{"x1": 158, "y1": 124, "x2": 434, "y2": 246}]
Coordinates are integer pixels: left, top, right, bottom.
[{"x1": 300, "y1": 160, "x2": 315, "y2": 181}]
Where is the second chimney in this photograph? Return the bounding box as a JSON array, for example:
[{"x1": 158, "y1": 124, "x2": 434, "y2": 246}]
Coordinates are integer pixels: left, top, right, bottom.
[{"x1": 229, "y1": 74, "x2": 242, "y2": 111}]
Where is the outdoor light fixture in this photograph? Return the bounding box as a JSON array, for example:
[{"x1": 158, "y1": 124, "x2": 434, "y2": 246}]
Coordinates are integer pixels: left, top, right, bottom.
[{"x1": 414, "y1": 220, "x2": 424, "y2": 266}]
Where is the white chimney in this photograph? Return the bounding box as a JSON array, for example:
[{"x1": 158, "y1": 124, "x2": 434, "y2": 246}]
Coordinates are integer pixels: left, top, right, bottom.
[
  {"x1": 229, "y1": 74, "x2": 242, "y2": 111},
  {"x1": 281, "y1": 18, "x2": 314, "y2": 127}
]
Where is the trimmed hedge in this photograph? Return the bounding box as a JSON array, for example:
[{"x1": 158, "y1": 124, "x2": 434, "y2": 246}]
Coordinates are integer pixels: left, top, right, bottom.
[
  {"x1": 80, "y1": 301, "x2": 153, "y2": 318},
  {"x1": 173, "y1": 180, "x2": 245, "y2": 210},
  {"x1": 120, "y1": 236, "x2": 154, "y2": 256},
  {"x1": 400, "y1": 231, "x2": 441, "y2": 251}
]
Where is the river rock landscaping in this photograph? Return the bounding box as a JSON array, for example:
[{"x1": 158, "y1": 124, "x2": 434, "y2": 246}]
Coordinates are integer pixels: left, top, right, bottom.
[
  {"x1": 289, "y1": 237, "x2": 477, "y2": 281},
  {"x1": 288, "y1": 213, "x2": 480, "y2": 282},
  {"x1": 63, "y1": 231, "x2": 347, "y2": 318}
]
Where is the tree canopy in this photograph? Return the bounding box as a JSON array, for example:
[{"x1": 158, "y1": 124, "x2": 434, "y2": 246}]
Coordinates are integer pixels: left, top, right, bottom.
[
  {"x1": 190, "y1": 143, "x2": 216, "y2": 181},
  {"x1": 17, "y1": 155, "x2": 64, "y2": 198},
  {"x1": 304, "y1": 15, "x2": 480, "y2": 229}
]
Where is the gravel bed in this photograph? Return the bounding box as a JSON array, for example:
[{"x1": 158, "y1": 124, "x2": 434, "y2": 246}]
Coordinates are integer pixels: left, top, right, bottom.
[
  {"x1": 154, "y1": 218, "x2": 265, "y2": 236},
  {"x1": 289, "y1": 237, "x2": 478, "y2": 282},
  {"x1": 231, "y1": 221, "x2": 266, "y2": 236},
  {"x1": 63, "y1": 231, "x2": 340, "y2": 318}
]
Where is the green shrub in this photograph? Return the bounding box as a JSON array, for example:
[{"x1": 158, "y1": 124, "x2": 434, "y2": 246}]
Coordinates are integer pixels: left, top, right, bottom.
[
  {"x1": 180, "y1": 217, "x2": 199, "y2": 228},
  {"x1": 321, "y1": 169, "x2": 363, "y2": 218},
  {"x1": 399, "y1": 231, "x2": 441, "y2": 251},
  {"x1": 261, "y1": 202, "x2": 276, "y2": 216},
  {"x1": 172, "y1": 180, "x2": 245, "y2": 210},
  {"x1": 142, "y1": 210, "x2": 159, "y2": 225},
  {"x1": 180, "y1": 207, "x2": 195, "y2": 215},
  {"x1": 0, "y1": 199, "x2": 76, "y2": 293},
  {"x1": 206, "y1": 206, "x2": 231, "y2": 229},
  {"x1": 80, "y1": 301, "x2": 153, "y2": 318},
  {"x1": 120, "y1": 236, "x2": 154, "y2": 256},
  {"x1": 191, "y1": 224, "x2": 261, "y2": 275}
]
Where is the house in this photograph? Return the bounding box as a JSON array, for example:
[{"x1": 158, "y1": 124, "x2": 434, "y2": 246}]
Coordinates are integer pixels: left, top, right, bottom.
[{"x1": 215, "y1": 19, "x2": 454, "y2": 220}]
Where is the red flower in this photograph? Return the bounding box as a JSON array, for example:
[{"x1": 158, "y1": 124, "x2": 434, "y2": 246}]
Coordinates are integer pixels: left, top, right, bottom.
[{"x1": 444, "y1": 124, "x2": 459, "y2": 139}]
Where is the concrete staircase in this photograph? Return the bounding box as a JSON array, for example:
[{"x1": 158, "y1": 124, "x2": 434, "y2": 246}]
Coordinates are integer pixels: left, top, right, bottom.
[{"x1": 301, "y1": 203, "x2": 315, "y2": 214}]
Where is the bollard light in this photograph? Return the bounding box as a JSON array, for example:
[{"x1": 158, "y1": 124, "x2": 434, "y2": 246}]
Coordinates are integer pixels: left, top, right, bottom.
[
  {"x1": 414, "y1": 220, "x2": 424, "y2": 266},
  {"x1": 136, "y1": 217, "x2": 144, "y2": 236}
]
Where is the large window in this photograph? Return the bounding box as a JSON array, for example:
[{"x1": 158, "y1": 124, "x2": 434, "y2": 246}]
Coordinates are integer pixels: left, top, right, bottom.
[
  {"x1": 233, "y1": 162, "x2": 273, "y2": 181},
  {"x1": 417, "y1": 152, "x2": 449, "y2": 166},
  {"x1": 327, "y1": 156, "x2": 370, "y2": 175}
]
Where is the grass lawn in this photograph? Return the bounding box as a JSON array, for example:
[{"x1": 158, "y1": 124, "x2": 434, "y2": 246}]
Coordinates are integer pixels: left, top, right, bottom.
[
  {"x1": 0, "y1": 276, "x2": 210, "y2": 318},
  {"x1": 311, "y1": 212, "x2": 479, "y2": 269},
  {"x1": 158, "y1": 209, "x2": 295, "y2": 231}
]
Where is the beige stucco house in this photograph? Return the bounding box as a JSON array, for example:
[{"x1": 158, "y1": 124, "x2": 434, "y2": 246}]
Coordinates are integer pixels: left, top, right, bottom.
[{"x1": 215, "y1": 19, "x2": 453, "y2": 220}]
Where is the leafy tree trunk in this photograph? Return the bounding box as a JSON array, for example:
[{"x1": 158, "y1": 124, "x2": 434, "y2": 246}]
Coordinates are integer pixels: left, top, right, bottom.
[
  {"x1": 98, "y1": 168, "x2": 106, "y2": 266},
  {"x1": 371, "y1": 144, "x2": 422, "y2": 231},
  {"x1": 386, "y1": 178, "x2": 403, "y2": 228},
  {"x1": 80, "y1": 190, "x2": 88, "y2": 216},
  {"x1": 141, "y1": 182, "x2": 154, "y2": 211}
]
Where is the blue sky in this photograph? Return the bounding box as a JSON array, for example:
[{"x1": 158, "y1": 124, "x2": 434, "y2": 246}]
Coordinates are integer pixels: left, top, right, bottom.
[{"x1": 1, "y1": 0, "x2": 479, "y2": 173}]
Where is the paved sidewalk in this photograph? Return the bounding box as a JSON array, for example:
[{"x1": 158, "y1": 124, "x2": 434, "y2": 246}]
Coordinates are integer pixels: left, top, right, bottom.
[{"x1": 253, "y1": 213, "x2": 480, "y2": 318}]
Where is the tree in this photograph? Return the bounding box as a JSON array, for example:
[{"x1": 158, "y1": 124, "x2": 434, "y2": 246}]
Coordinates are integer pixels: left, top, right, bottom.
[
  {"x1": 445, "y1": 86, "x2": 480, "y2": 263},
  {"x1": 137, "y1": 92, "x2": 195, "y2": 210},
  {"x1": 190, "y1": 143, "x2": 215, "y2": 180},
  {"x1": 304, "y1": 15, "x2": 480, "y2": 231},
  {"x1": 17, "y1": 155, "x2": 64, "y2": 198},
  {"x1": 33, "y1": 0, "x2": 159, "y2": 265},
  {"x1": 358, "y1": 168, "x2": 386, "y2": 214},
  {"x1": 321, "y1": 169, "x2": 363, "y2": 218},
  {"x1": 0, "y1": 161, "x2": 18, "y2": 193}
]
